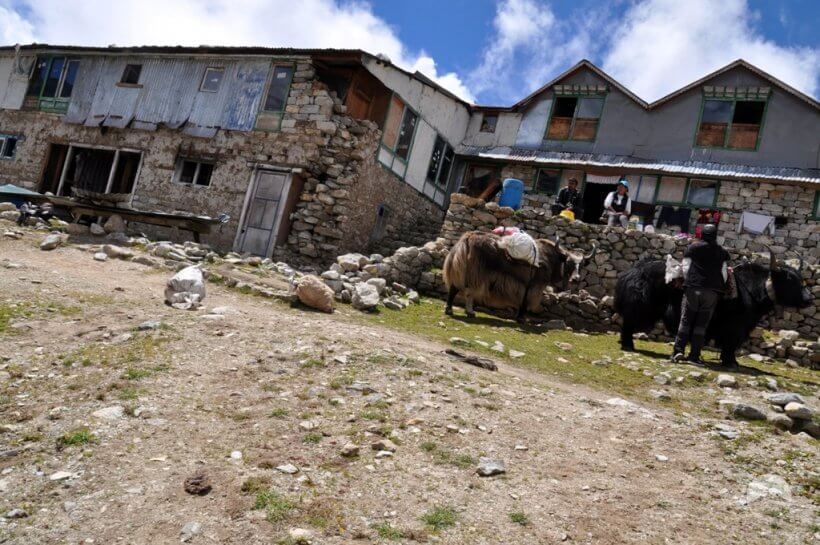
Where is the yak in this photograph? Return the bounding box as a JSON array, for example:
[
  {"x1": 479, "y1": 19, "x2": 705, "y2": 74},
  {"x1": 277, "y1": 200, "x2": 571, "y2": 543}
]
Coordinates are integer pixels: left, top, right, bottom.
[
  {"x1": 616, "y1": 249, "x2": 812, "y2": 367},
  {"x1": 615, "y1": 255, "x2": 684, "y2": 351},
  {"x1": 443, "y1": 230, "x2": 596, "y2": 321}
]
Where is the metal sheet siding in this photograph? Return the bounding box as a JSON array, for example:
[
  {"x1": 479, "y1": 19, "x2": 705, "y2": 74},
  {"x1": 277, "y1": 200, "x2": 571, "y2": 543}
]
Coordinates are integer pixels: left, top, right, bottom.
[
  {"x1": 64, "y1": 58, "x2": 104, "y2": 124},
  {"x1": 84, "y1": 58, "x2": 125, "y2": 126},
  {"x1": 458, "y1": 146, "x2": 820, "y2": 185},
  {"x1": 223, "y1": 61, "x2": 269, "y2": 131}
]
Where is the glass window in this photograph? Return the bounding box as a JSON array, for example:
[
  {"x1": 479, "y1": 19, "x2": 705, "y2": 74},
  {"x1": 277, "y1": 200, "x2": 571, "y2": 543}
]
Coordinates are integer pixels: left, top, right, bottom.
[
  {"x1": 120, "y1": 64, "x2": 142, "y2": 85},
  {"x1": 480, "y1": 114, "x2": 497, "y2": 133},
  {"x1": 59, "y1": 60, "x2": 80, "y2": 98},
  {"x1": 179, "y1": 161, "x2": 197, "y2": 184},
  {"x1": 42, "y1": 57, "x2": 65, "y2": 98},
  {"x1": 200, "y1": 67, "x2": 225, "y2": 93},
  {"x1": 394, "y1": 109, "x2": 418, "y2": 160},
  {"x1": 634, "y1": 175, "x2": 658, "y2": 204},
  {"x1": 427, "y1": 136, "x2": 446, "y2": 182},
  {"x1": 263, "y1": 66, "x2": 293, "y2": 112},
  {"x1": 176, "y1": 159, "x2": 214, "y2": 187},
  {"x1": 696, "y1": 100, "x2": 732, "y2": 147},
  {"x1": 27, "y1": 57, "x2": 49, "y2": 96},
  {"x1": 571, "y1": 97, "x2": 604, "y2": 141},
  {"x1": 656, "y1": 176, "x2": 687, "y2": 203},
  {"x1": 687, "y1": 179, "x2": 718, "y2": 206},
  {"x1": 534, "y1": 169, "x2": 561, "y2": 194},
  {"x1": 439, "y1": 146, "x2": 454, "y2": 188},
  {"x1": 195, "y1": 163, "x2": 214, "y2": 187}
]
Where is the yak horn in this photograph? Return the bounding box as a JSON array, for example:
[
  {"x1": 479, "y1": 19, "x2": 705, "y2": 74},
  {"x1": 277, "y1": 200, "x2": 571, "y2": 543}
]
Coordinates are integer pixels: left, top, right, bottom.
[
  {"x1": 554, "y1": 235, "x2": 562, "y2": 251},
  {"x1": 763, "y1": 245, "x2": 778, "y2": 271},
  {"x1": 584, "y1": 243, "x2": 598, "y2": 261}
]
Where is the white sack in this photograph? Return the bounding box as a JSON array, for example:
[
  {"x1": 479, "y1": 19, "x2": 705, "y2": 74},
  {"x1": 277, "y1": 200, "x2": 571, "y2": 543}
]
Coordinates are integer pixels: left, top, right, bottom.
[{"x1": 165, "y1": 265, "x2": 206, "y2": 310}]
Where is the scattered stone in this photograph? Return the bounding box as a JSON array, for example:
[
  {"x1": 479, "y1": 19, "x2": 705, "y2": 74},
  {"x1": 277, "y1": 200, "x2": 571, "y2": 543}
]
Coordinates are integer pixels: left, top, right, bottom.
[
  {"x1": 767, "y1": 393, "x2": 805, "y2": 406},
  {"x1": 444, "y1": 349, "x2": 498, "y2": 371},
  {"x1": 340, "y1": 443, "x2": 359, "y2": 458},
  {"x1": 554, "y1": 342, "x2": 573, "y2": 351},
  {"x1": 715, "y1": 374, "x2": 737, "y2": 388},
  {"x1": 731, "y1": 404, "x2": 767, "y2": 421},
  {"x1": 49, "y1": 471, "x2": 74, "y2": 481},
  {"x1": 784, "y1": 402, "x2": 813, "y2": 420},
  {"x1": 5, "y1": 508, "x2": 28, "y2": 519},
  {"x1": 298, "y1": 420, "x2": 317, "y2": 431},
  {"x1": 295, "y1": 275, "x2": 335, "y2": 313},
  {"x1": 102, "y1": 244, "x2": 135, "y2": 260},
  {"x1": 103, "y1": 214, "x2": 126, "y2": 233},
  {"x1": 477, "y1": 458, "x2": 506, "y2": 477},
  {"x1": 713, "y1": 423, "x2": 740, "y2": 439},
  {"x1": 767, "y1": 413, "x2": 794, "y2": 431},
  {"x1": 371, "y1": 439, "x2": 397, "y2": 453},
  {"x1": 93, "y1": 252, "x2": 108, "y2": 262},
  {"x1": 92, "y1": 405, "x2": 124, "y2": 420},
  {"x1": 383, "y1": 297, "x2": 404, "y2": 311},
  {"x1": 653, "y1": 374, "x2": 671, "y2": 385},
  {"x1": 449, "y1": 337, "x2": 470, "y2": 346},
  {"x1": 762, "y1": 378, "x2": 778, "y2": 391},
  {"x1": 366, "y1": 277, "x2": 387, "y2": 295},
  {"x1": 655, "y1": 454, "x2": 669, "y2": 462},
  {"x1": 138, "y1": 320, "x2": 162, "y2": 331},
  {"x1": 288, "y1": 528, "x2": 314, "y2": 544},
  {"x1": 180, "y1": 521, "x2": 202, "y2": 542},
  {"x1": 230, "y1": 450, "x2": 243, "y2": 461},
  {"x1": 352, "y1": 283, "x2": 380, "y2": 311},
  {"x1": 649, "y1": 389, "x2": 671, "y2": 401},
  {"x1": 40, "y1": 233, "x2": 64, "y2": 251},
  {"x1": 183, "y1": 470, "x2": 212, "y2": 496},
  {"x1": 545, "y1": 319, "x2": 567, "y2": 330},
  {"x1": 406, "y1": 290, "x2": 420, "y2": 304},
  {"x1": 508, "y1": 349, "x2": 526, "y2": 359},
  {"x1": 375, "y1": 450, "x2": 394, "y2": 459},
  {"x1": 745, "y1": 474, "x2": 791, "y2": 504},
  {"x1": 276, "y1": 464, "x2": 299, "y2": 475}
]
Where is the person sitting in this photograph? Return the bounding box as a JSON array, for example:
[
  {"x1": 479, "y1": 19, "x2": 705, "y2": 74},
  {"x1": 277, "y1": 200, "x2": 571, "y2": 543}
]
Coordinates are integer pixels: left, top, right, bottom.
[
  {"x1": 550, "y1": 178, "x2": 581, "y2": 217},
  {"x1": 604, "y1": 179, "x2": 631, "y2": 228}
]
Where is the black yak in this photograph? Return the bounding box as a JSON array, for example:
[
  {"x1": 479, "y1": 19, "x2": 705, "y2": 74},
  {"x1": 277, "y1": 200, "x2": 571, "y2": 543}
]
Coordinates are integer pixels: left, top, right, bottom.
[{"x1": 443, "y1": 231, "x2": 595, "y2": 321}]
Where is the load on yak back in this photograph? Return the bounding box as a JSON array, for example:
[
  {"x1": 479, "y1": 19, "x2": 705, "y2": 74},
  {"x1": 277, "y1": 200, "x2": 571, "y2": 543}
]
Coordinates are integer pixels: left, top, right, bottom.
[
  {"x1": 444, "y1": 226, "x2": 596, "y2": 322},
  {"x1": 615, "y1": 222, "x2": 812, "y2": 368}
]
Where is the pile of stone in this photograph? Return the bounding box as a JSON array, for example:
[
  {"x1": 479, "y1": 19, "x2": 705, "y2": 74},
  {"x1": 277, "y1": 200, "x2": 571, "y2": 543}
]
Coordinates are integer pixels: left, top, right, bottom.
[
  {"x1": 318, "y1": 252, "x2": 423, "y2": 312},
  {"x1": 765, "y1": 393, "x2": 819, "y2": 438},
  {"x1": 746, "y1": 329, "x2": 820, "y2": 369}
]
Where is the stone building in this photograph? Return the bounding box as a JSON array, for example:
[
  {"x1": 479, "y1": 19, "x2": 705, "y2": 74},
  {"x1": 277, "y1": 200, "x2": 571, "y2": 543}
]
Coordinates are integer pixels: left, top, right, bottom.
[
  {"x1": 0, "y1": 45, "x2": 818, "y2": 264},
  {"x1": 0, "y1": 44, "x2": 470, "y2": 265}
]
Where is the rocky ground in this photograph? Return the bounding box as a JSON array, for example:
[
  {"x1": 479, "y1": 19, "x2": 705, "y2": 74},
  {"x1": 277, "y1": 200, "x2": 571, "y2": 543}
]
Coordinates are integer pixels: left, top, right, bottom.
[{"x1": 0, "y1": 230, "x2": 818, "y2": 545}]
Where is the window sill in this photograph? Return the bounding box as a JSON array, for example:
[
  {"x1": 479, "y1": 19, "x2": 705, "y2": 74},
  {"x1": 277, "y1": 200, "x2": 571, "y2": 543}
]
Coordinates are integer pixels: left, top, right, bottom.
[
  {"x1": 693, "y1": 145, "x2": 757, "y2": 152},
  {"x1": 116, "y1": 83, "x2": 144, "y2": 89}
]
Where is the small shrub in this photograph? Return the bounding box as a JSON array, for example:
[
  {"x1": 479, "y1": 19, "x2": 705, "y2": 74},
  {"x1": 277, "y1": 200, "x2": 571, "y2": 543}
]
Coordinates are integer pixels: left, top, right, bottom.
[
  {"x1": 254, "y1": 490, "x2": 294, "y2": 523},
  {"x1": 241, "y1": 476, "x2": 272, "y2": 494},
  {"x1": 303, "y1": 432, "x2": 323, "y2": 444},
  {"x1": 270, "y1": 408, "x2": 289, "y2": 418},
  {"x1": 420, "y1": 441, "x2": 437, "y2": 452},
  {"x1": 122, "y1": 367, "x2": 151, "y2": 381},
  {"x1": 57, "y1": 427, "x2": 95, "y2": 448},
  {"x1": 422, "y1": 505, "x2": 457, "y2": 531},
  {"x1": 372, "y1": 521, "x2": 405, "y2": 540},
  {"x1": 509, "y1": 511, "x2": 529, "y2": 525}
]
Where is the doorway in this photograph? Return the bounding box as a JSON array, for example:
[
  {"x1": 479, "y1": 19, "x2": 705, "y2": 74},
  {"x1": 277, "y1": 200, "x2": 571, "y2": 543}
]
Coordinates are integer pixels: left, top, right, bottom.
[
  {"x1": 236, "y1": 169, "x2": 292, "y2": 257},
  {"x1": 581, "y1": 182, "x2": 612, "y2": 224}
]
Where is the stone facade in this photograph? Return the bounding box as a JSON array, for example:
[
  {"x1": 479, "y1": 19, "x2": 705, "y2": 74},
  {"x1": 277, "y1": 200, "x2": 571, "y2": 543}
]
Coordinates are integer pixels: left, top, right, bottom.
[{"x1": 0, "y1": 57, "x2": 443, "y2": 267}]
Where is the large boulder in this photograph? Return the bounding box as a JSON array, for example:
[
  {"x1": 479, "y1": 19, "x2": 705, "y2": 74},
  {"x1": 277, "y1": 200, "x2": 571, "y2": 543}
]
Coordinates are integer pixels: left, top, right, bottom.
[
  {"x1": 0, "y1": 210, "x2": 20, "y2": 222},
  {"x1": 103, "y1": 214, "x2": 126, "y2": 233},
  {"x1": 352, "y1": 283, "x2": 379, "y2": 311},
  {"x1": 66, "y1": 223, "x2": 91, "y2": 236},
  {"x1": 0, "y1": 202, "x2": 17, "y2": 212},
  {"x1": 337, "y1": 253, "x2": 368, "y2": 272},
  {"x1": 296, "y1": 275, "x2": 335, "y2": 313}
]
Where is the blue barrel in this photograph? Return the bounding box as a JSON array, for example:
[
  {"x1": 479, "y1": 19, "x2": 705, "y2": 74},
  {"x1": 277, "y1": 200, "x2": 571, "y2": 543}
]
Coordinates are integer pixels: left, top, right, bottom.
[{"x1": 498, "y1": 178, "x2": 524, "y2": 210}]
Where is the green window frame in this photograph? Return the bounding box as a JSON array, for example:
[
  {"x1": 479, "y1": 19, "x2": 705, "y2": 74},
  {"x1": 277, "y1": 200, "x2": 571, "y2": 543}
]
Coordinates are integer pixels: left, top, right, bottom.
[
  {"x1": 544, "y1": 93, "x2": 607, "y2": 142},
  {"x1": 254, "y1": 64, "x2": 295, "y2": 132},
  {"x1": 651, "y1": 176, "x2": 721, "y2": 208},
  {"x1": 811, "y1": 191, "x2": 820, "y2": 220},
  {"x1": 377, "y1": 92, "x2": 419, "y2": 180},
  {"x1": 26, "y1": 56, "x2": 80, "y2": 114},
  {"x1": 694, "y1": 96, "x2": 769, "y2": 151}
]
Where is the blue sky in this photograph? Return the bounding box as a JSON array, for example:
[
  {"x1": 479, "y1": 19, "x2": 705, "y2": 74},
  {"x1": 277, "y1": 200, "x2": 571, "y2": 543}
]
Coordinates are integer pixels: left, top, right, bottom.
[{"x1": 1, "y1": 0, "x2": 818, "y2": 104}]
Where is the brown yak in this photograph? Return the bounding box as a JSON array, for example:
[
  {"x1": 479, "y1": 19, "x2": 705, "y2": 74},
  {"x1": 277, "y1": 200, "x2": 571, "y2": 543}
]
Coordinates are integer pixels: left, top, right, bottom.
[{"x1": 443, "y1": 231, "x2": 596, "y2": 321}]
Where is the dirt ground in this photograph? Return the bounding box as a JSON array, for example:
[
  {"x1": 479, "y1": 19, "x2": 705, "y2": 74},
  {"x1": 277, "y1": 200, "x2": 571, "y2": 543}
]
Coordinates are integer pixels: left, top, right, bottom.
[{"x1": 0, "y1": 233, "x2": 818, "y2": 545}]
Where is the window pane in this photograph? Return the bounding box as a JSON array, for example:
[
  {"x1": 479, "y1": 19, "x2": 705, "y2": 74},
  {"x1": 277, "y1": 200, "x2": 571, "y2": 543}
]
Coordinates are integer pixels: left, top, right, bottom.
[
  {"x1": 195, "y1": 163, "x2": 213, "y2": 186},
  {"x1": 59, "y1": 60, "x2": 80, "y2": 98},
  {"x1": 382, "y1": 96, "x2": 405, "y2": 150},
  {"x1": 696, "y1": 100, "x2": 732, "y2": 147},
  {"x1": 179, "y1": 161, "x2": 197, "y2": 184},
  {"x1": 635, "y1": 175, "x2": 658, "y2": 203},
  {"x1": 200, "y1": 67, "x2": 224, "y2": 92},
  {"x1": 546, "y1": 97, "x2": 576, "y2": 140},
  {"x1": 427, "y1": 136, "x2": 445, "y2": 182},
  {"x1": 438, "y1": 147, "x2": 454, "y2": 188},
  {"x1": 656, "y1": 176, "x2": 687, "y2": 203},
  {"x1": 534, "y1": 169, "x2": 560, "y2": 194},
  {"x1": 576, "y1": 97, "x2": 604, "y2": 118},
  {"x1": 2, "y1": 138, "x2": 17, "y2": 158},
  {"x1": 42, "y1": 57, "x2": 65, "y2": 98},
  {"x1": 121, "y1": 64, "x2": 142, "y2": 84},
  {"x1": 263, "y1": 66, "x2": 293, "y2": 112},
  {"x1": 571, "y1": 97, "x2": 603, "y2": 141},
  {"x1": 27, "y1": 57, "x2": 49, "y2": 96},
  {"x1": 729, "y1": 100, "x2": 764, "y2": 150},
  {"x1": 687, "y1": 179, "x2": 717, "y2": 206},
  {"x1": 480, "y1": 114, "x2": 497, "y2": 133},
  {"x1": 394, "y1": 109, "x2": 418, "y2": 160}
]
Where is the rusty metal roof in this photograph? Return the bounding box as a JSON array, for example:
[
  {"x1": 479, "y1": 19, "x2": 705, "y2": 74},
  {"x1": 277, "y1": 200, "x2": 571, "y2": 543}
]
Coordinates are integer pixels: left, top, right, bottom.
[{"x1": 458, "y1": 145, "x2": 820, "y2": 185}]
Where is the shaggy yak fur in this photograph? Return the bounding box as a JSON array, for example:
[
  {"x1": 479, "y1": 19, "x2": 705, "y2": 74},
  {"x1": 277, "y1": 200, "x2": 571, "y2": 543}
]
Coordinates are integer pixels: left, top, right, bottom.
[{"x1": 443, "y1": 231, "x2": 593, "y2": 321}]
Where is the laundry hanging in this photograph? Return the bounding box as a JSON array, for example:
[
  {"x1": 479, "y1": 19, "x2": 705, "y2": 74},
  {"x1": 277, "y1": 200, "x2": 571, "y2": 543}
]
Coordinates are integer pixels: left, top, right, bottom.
[{"x1": 737, "y1": 211, "x2": 776, "y2": 236}]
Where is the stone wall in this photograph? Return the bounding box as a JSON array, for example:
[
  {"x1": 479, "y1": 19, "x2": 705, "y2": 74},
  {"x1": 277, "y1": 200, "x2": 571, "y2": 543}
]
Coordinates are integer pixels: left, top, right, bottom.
[
  {"x1": 0, "y1": 58, "x2": 445, "y2": 266},
  {"x1": 489, "y1": 164, "x2": 820, "y2": 261}
]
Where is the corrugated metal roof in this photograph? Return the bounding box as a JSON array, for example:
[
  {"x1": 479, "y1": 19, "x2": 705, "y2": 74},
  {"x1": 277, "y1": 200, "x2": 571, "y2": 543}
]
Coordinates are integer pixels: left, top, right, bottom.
[{"x1": 457, "y1": 145, "x2": 820, "y2": 185}]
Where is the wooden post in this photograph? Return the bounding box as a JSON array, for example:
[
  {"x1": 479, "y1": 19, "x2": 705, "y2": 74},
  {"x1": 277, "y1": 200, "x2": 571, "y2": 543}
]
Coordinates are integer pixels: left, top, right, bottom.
[{"x1": 55, "y1": 145, "x2": 74, "y2": 196}]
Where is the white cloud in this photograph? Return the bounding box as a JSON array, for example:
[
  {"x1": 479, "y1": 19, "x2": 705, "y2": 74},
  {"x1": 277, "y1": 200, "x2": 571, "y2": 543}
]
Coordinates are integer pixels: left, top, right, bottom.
[
  {"x1": 602, "y1": 0, "x2": 820, "y2": 101},
  {"x1": 0, "y1": 0, "x2": 474, "y2": 101}
]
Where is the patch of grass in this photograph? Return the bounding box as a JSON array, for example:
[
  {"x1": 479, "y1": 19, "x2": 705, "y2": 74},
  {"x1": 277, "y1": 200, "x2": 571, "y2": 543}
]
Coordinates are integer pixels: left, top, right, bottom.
[
  {"x1": 122, "y1": 367, "x2": 151, "y2": 381},
  {"x1": 253, "y1": 489, "x2": 294, "y2": 524},
  {"x1": 301, "y1": 358, "x2": 326, "y2": 369},
  {"x1": 0, "y1": 301, "x2": 80, "y2": 335},
  {"x1": 241, "y1": 476, "x2": 272, "y2": 494},
  {"x1": 430, "y1": 447, "x2": 474, "y2": 469},
  {"x1": 420, "y1": 441, "x2": 437, "y2": 452},
  {"x1": 372, "y1": 521, "x2": 405, "y2": 540},
  {"x1": 303, "y1": 432, "x2": 323, "y2": 444},
  {"x1": 270, "y1": 408, "x2": 289, "y2": 418},
  {"x1": 508, "y1": 511, "x2": 529, "y2": 525},
  {"x1": 116, "y1": 387, "x2": 141, "y2": 401},
  {"x1": 421, "y1": 505, "x2": 457, "y2": 532},
  {"x1": 57, "y1": 427, "x2": 95, "y2": 448},
  {"x1": 360, "y1": 410, "x2": 387, "y2": 422}
]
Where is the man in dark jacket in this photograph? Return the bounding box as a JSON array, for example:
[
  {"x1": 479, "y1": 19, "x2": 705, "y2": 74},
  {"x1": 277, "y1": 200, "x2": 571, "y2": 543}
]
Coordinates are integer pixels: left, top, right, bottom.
[
  {"x1": 550, "y1": 178, "x2": 580, "y2": 217},
  {"x1": 672, "y1": 223, "x2": 729, "y2": 364}
]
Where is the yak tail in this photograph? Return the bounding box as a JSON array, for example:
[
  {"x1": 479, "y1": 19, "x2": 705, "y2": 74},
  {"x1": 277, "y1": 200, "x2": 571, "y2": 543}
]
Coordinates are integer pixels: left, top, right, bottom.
[{"x1": 443, "y1": 234, "x2": 470, "y2": 290}]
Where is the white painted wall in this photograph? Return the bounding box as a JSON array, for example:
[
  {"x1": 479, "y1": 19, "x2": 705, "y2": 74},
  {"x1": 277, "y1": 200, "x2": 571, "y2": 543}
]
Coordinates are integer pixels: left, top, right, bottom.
[
  {"x1": 0, "y1": 54, "x2": 31, "y2": 110},
  {"x1": 462, "y1": 111, "x2": 521, "y2": 147}
]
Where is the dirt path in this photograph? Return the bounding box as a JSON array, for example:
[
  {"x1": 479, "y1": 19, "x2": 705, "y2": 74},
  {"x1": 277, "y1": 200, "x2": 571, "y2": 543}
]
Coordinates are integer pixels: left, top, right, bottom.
[{"x1": 0, "y1": 234, "x2": 817, "y2": 544}]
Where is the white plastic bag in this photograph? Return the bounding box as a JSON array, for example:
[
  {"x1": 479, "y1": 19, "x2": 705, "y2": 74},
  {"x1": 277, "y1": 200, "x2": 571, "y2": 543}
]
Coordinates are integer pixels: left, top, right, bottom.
[
  {"x1": 501, "y1": 231, "x2": 539, "y2": 265},
  {"x1": 164, "y1": 265, "x2": 206, "y2": 310}
]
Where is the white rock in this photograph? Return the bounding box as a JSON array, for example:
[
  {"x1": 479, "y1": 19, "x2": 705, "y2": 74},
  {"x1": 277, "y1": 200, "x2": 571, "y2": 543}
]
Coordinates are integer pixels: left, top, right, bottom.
[
  {"x1": 745, "y1": 474, "x2": 791, "y2": 503},
  {"x1": 92, "y1": 405, "x2": 124, "y2": 420},
  {"x1": 288, "y1": 528, "x2": 314, "y2": 544},
  {"x1": 784, "y1": 402, "x2": 813, "y2": 420},
  {"x1": 715, "y1": 374, "x2": 737, "y2": 388},
  {"x1": 180, "y1": 521, "x2": 201, "y2": 542},
  {"x1": 230, "y1": 450, "x2": 243, "y2": 461},
  {"x1": 352, "y1": 283, "x2": 379, "y2": 310},
  {"x1": 276, "y1": 464, "x2": 299, "y2": 474},
  {"x1": 40, "y1": 233, "x2": 64, "y2": 251},
  {"x1": 90, "y1": 223, "x2": 105, "y2": 236},
  {"x1": 49, "y1": 471, "x2": 74, "y2": 481},
  {"x1": 103, "y1": 214, "x2": 126, "y2": 234},
  {"x1": 93, "y1": 252, "x2": 108, "y2": 262}
]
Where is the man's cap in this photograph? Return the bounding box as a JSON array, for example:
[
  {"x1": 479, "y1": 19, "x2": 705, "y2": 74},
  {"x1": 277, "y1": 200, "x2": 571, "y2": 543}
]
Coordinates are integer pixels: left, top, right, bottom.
[{"x1": 701, "y1": 223, "x2": 718, "y2": 242}]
